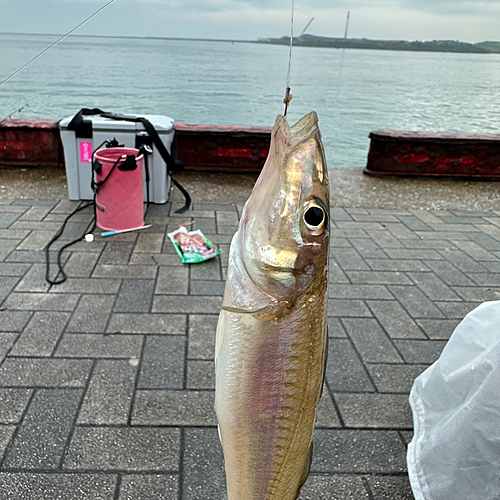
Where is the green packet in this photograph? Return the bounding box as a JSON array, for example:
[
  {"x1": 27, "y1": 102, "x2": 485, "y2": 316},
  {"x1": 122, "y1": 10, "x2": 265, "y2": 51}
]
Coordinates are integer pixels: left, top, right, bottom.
[{"x1": 168, "y1": 227, "x2": 221, "y2": 264}]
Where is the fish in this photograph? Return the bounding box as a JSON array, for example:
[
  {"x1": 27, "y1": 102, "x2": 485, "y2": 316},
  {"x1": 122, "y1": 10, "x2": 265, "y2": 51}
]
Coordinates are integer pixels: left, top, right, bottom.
[{"x1": 214, "y1": 111, "x2": 330, "y2": 500}]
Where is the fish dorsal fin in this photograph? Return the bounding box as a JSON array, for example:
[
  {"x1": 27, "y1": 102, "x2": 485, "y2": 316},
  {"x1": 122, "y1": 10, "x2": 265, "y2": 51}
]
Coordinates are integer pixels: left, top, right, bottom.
[{"x1": 221, "y1": 232, "x2": 278, "y2": 314}]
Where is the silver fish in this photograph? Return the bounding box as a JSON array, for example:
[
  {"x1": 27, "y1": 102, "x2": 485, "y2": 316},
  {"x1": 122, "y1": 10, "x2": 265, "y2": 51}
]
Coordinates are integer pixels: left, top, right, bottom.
[{"x1": 215, "y1": 111, "x2": 330, "y2": 500}]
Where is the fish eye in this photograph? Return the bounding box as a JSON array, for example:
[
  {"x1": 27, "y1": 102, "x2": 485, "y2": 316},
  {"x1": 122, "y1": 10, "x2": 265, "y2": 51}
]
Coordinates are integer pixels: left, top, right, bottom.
[{"x1": 303, "y1": 202, "x2": 327, "y2": 235}]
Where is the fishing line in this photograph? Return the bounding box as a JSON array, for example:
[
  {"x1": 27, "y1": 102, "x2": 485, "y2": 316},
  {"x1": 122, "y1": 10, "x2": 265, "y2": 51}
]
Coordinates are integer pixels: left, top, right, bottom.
[
  {"x1": 0, "y1": 104, "x2": 27, "y2": 125},
  {"x1": 283, "y1": 0, "x2": 295, "y2": 116},
  {"x1": 0, "y1": 0, "x2": 115, "y2": 89}
]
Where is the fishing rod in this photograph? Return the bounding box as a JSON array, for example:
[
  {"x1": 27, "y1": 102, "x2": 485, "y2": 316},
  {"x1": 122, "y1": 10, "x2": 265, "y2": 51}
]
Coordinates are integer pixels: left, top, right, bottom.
[
  {"x1": 283, "y1": 0, "x2": 295, "y2": 116},
  {"x1": 0, "y1": 0, "x2": 116, "y2": 89},
  {"x1": 0, "y1": 104, "x2": 27, "y2": 125}
]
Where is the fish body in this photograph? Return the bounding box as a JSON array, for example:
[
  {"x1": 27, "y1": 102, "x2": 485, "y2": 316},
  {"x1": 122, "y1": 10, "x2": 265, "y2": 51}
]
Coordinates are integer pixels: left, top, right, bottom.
[{"x1": 215, "y1": 112, "x2": 330, "y2": 500}]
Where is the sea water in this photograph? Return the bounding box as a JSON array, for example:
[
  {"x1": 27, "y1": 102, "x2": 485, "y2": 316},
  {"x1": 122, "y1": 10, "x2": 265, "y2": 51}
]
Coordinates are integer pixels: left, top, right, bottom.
[{"x1": 1, "y1": 33, "x2": 500, "y2": 167}]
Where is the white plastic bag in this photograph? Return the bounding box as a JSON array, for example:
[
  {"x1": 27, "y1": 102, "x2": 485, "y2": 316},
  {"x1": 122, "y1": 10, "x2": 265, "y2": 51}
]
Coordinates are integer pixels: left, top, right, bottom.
[{"x1": 408, "y1": 301, "x2": 500, "y2": 500}]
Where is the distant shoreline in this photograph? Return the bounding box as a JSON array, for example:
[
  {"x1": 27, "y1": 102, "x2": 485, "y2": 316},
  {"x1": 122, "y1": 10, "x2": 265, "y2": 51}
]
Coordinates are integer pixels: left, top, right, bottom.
[
  {"x1": 258, "y1": 35, "x2": 500, "y2": 54},
  {"x1": 1, "y1": 32, "x2": 499, "y2": 54}
]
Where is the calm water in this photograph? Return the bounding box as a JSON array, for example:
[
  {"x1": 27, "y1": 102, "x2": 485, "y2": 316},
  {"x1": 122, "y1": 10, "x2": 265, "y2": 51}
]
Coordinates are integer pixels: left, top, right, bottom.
[{"x1": 1, "y1": 33, "x2": 500, "y2": 166}]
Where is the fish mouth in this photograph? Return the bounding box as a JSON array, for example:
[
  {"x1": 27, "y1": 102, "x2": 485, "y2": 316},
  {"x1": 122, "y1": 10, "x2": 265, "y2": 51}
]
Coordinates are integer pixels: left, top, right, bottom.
[{"x1": 275, "y1": 111, "x2": 319, "y2": 144}]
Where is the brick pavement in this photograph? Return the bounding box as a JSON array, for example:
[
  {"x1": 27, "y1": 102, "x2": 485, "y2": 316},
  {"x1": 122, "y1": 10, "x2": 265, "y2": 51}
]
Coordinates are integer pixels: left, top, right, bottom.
[{"x1": 1, "y1": 198, "x2": 500, "y2": 499}]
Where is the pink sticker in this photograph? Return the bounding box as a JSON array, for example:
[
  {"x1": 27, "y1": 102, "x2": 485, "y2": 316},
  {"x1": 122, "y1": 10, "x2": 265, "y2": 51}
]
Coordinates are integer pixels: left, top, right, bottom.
[{"x1": 79, "y1": 141, "x2": 93, "y2": 163}]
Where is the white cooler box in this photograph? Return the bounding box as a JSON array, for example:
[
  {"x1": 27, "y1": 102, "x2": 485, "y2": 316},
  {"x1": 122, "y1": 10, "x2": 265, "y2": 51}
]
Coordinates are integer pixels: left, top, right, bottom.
[{"x1": 59, "y1": 113, "x2": 175, "y2": 203}]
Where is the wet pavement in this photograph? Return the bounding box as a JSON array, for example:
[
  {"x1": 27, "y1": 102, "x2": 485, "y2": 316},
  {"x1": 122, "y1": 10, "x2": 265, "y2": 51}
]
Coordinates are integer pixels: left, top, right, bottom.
[{"x1": 1, "y1": 194, "x2": 500, "y2": 499}]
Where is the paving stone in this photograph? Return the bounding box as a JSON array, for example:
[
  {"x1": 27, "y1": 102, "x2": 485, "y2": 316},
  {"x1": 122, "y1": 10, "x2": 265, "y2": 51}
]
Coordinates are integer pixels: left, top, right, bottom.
[
  {"x1": 367, "y1": 364, "x2": 427, "y2": 393},
  {"x1": 0, "y1": 472, "x2": 117, "y2": 499},
  {"x1": 407, "y1": 272, "x2": 460, "y2": 301},
  {"x1": 130, "y1": 253, "x2": 181, "y2": 267},
  {"x1": 64, "y1": 427, "x2": 180, "y2": 471},
  {"x1": 155, "y1": 266, "x2": 189, "y2": 295},
  {"x1": 152, "y1": 295, "x2": 221, "y2": 314},
  {"x1": 312, "y1": 430, "x2": 407, "y2": 473},
  {"x1": 415, "y1": 319, "x2": 461, "y2": 340},
  {"x1": 49, "y1": 278, "x2": 121, "y2": 294},
  {"x1": 342, "y1": 318, "x2": 403, "y2": 363},
  {"x1": 365, "y1": 259, "x2": 429, "y2": 272},
  {"x1": 14, "y1": 264, "x2": 50, "y2": 293},
  {"x1": 55, "y1": 333, "x2": 143, "y2": 358},
  {"x1": 92, "y1": 264, "x2": 157, "y2": 279},
  {"x1": 397, "y1": 215, "x2": 433, "y2": 232},
  {"x1": 466, "y1": 231, "x2": 500, "y2": 251},
  {"x1": 315, "y1": 392, "x2": 342, "y2": 428},
  {"x1": 3, "y1": 292, "x2": 80, "y2": 311},
  {"x1": 131, "y1": 390, "x2": 216, "y2": 426},
  {"x1": 434, "y1": 301, "x2": 479, "y2": 319},
  {"x1": 98, "y1": 242, "x2": 135, "y2": 265},
  {"x1": 188, "y1": 314, "x2": 218, "y2": 359},
  {"x1": 330, "y1": 237, "x2": 351, "y2": 248},
  {"x1": 189, "y1": 258, "x2": 221, "y2": 281},
  {"x1": 481, "y1": 261, "x2": 500, "y2": 272},
  {"x1": 0, "y1": 358, "x2": 92, "y2": 387},
  {"x1": 300, "y1": 475, "x2": 369, "y2": 499},
  {"x1": 454, "y1": 286, "x2": 500, "y2": 302},
  {"x1": 16, "y1": 230, "x2": 55, "y2": 251},
  {"x1": 189, "y1": 280, "x2": 225, "y2": 296},
  {"x1": 182, "y1": 427, "x2": 225, "y2": 500},
  {"x1": 393, "y1": 340, "x2": 447, "y2": 364},
  {"x1": 0, "y1": 425, "x2": 16, "y2": 461},
  {"x1": 0, "y1": 277, "x2": 19, "y2": 305},
  {"x1": 216, "y1": 210, "x2": 239, "y2": 226},
  {"x1": 134, "y1": 233, "x2": 164, "y2": 253},
  {"x1": 366, "y1": 476, "x2": 414, "y2": 500},
  {"x1": 119, "y1": 474, "x2": 179, "y2": 500},
  {"x1": 0, "y1": 240, "x2": 18, "y2": 261},
  {"x1": 0, "y1": 389, "x2": 33, "y2": 423},
  {"x1": 187, "y1": 360, "x2": 215, "y2": 389},
  {"x1": 331, "y1": 229, "x2": 368, "y2": 239},
  {"x1": 332, "y1": 249, "x2": 369, "y2": 271},
  {"x1": 0, "y1": 310, "x2": 32, "y2": 332},
  {"x1": 193, "y1": 218, "x2": 217, "y2": 234},
  {"x1": 0, "y1": 229, "x2": 30, "y2": 241},
  {"x1": 328, "y1": 300, "x2": 372, "y2": 318},
  {"x1": 329, "y1": 285, "x2": 392, "y2": 300},
  {"x1": 0, "y1": 333, "x2": 17, "y2": 364},
  {"x1": 335, "y1": 393, "x2": 413, "y2": 429},
  {"x1": 0, "y1": 212, "x2": 22, "y2": 229},
  {"x1": 385, "y1": 223, "x2": 419, "y2": 240},
  {"x1": 346, "y1": 271, "x2": 412, "y2": 285},
  {"x1": 3, "y1": 389, "x2": 83, "y2": 469},
  {"x1": 328, "y1": 259, "x2": 350, "y2": 283},
  {"x1": 67, "y1": 295, "x2": 115, "y2": 333},
  {"x1": 469, "y1": 273, "x2": 500, "y2": 286},
  {"x1": 325, "y1": 339, "x2": 375, "y2": 393},
  {"x1": 17, "y1": 205, "x2": 54, "y2": 221},
  {"x1": 138, "y1": 336, "x2": 186, "y2": 389},
  {"x1": 195, "y1": 203, "x2": 234, "y2": 212},
  {"x1": 107, "y1": 313, "x2": 186, "y2": 334},
  {"x1": 365, "y1": 230, "x2": 403, "y2": 249},
  {"x1": 459, "y1": 240, "x2": 498, "y2": 261},
  {"x1": 438, "y1": 248, "x2": 488, "y2": 273},
  {"x1": 400, "y1": 430, "x2": 414, "y2": 446},
  {"x1": 423, "y1": 260, "x2": 476, "y2": 286},
  {"x1": 348, "y1": 239, "x2": 388, "y2": 259},
  {"x1": 327, "y1": 317, "x2": 347, "y2": 338},
  {"x1": 0, "y1": 263, "x2": 31, "y2": 277},
  {"x1": 62, "y1": 252, "x2": 100, "y2": 278},
  {"x1": 113, "y1": 279, "x2": 155, "y2": 313},
  {"x1": 401, "y1": 238, "x2": 455, "y2": 250},
  {"x1": 384, "y1": 248, "x2": 442, "y2": 260},
  {"x1": 388, "y1": 286, "x2": 445, "y2": 319},
  {"x1": 366, "y1": 301, "x2": 426, "y2": 339},
  {"x1": 330, "y1": 208, "x2": 353, "y2": 221},
  {"x1": 78, "y1": 359, "x2": 137, "y2": 425},
  {"x1": 410, "y1": 209, "x2": 443, "y2": 225},
  {"x1": 10, "y1": 312, "x2": 70, "y2": 357}
]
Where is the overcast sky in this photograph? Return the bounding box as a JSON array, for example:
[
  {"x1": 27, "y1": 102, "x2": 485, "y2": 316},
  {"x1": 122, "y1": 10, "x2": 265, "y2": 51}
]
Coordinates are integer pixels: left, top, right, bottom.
[{"x1": 1, "y1": 0, "x2": 499, "y2": 42}]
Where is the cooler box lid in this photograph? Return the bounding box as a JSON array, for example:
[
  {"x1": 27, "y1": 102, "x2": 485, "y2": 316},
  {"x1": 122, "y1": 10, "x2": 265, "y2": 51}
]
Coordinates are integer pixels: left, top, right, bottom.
[{"x1": 59, "y1": 113, "x2": 175, "y2": 134}]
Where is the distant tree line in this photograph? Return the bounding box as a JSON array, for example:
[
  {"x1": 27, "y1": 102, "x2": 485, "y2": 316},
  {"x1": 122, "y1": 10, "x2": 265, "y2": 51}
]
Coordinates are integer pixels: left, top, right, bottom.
[{"x1": 257, "y1": 35, "x2": 500, "y2": 54}]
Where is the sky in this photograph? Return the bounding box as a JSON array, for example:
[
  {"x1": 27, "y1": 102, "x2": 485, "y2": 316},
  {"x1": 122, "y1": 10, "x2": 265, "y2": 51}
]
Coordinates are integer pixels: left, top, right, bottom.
[{"x1": 1, "y1": 0, "x2": 499, "y2": 43}]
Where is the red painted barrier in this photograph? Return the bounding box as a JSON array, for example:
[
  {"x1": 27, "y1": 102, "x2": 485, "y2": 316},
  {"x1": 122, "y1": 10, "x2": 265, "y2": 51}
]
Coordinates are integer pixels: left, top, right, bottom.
[
  {"x1": 0, "y1": 119, "x2": 64, "y2": 168},
  {"x1": 365, "y1": 130, "x2": 500, "y2": 180}
]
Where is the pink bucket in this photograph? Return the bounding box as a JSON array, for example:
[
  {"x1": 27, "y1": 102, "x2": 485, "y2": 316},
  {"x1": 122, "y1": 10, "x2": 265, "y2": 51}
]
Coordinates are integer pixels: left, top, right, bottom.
[{"x1": 94, "y1": 147, "x2": 145, "y2": 232}]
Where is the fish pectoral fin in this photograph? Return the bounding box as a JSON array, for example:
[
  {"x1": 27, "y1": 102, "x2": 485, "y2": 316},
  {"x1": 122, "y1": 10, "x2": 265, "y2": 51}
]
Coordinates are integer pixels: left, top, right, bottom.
[{"x1": 296, "y1": 442, "x2": 314, "y2": 498}]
